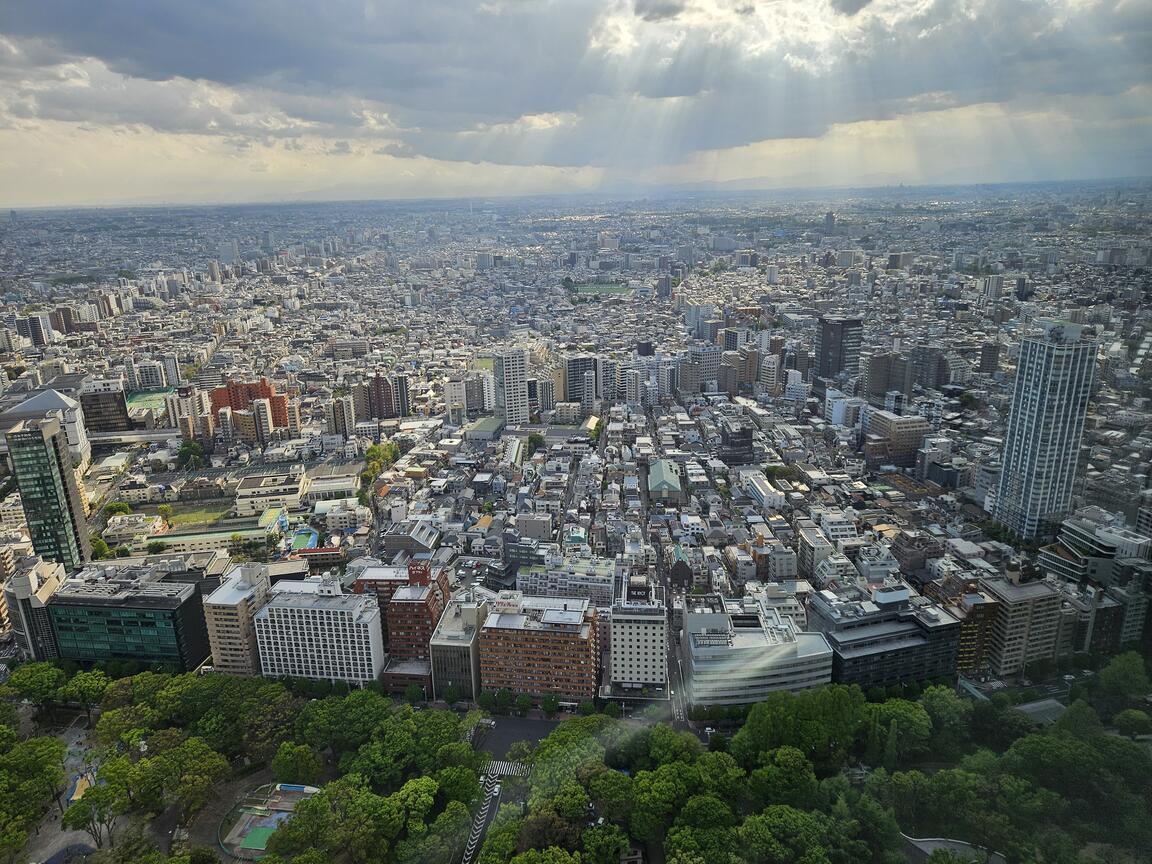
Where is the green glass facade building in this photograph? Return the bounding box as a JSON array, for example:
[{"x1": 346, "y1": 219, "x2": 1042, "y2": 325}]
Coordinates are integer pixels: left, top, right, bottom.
[
  {"x1": 49, "y1": 578, "x2": 210, "y2": 672},
  {"x1": 5, "y1": 416, "x2": 91, "y2": 573}
]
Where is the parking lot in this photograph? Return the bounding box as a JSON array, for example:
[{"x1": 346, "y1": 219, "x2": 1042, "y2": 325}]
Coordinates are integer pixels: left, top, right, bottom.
[{"x1": 475, "y1": 715, "x2": 561, "y2": 760}]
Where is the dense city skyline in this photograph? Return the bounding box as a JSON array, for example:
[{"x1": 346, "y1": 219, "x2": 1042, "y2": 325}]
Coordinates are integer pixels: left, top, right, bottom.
[
  {"x1": 0, "y1": 159, "x2": 1150, "y2": 864},
  {"x1": 3, "y1": 0, "x2": 1151, "y2": 206}
]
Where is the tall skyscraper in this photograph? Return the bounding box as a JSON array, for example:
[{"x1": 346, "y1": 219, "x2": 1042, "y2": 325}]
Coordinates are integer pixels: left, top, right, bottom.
[
  {"x1": 494, "y1": 348, "x2": 529, "y2": 425},
  {"x1": 814, "y1": 315, "x2": 863, "y2": 381},
  {"x1": 393, "y1": 373, "x2": 411, "y2": 417},
  {"x1": 6, "y1": 417, "x2": 91, "y2": 572},
  {"x1": 564, "y1": 355, "x2": 599, "y2": 402},
  {"x1": 993, "y1": 321, "x2": 1097, "y2": 540}
]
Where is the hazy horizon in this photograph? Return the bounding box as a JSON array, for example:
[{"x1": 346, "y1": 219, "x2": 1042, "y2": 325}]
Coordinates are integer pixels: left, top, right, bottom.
[{"x1": 6, "y1": 173, "x2": 1152, "y2": 215}]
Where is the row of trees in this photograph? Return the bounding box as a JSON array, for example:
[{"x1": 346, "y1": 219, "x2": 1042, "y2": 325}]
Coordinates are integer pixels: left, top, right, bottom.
[
  {"x1": 480, "y1": 711, "x2": 907, "y2": 864},
  {"x1": 476, "y1": 689, "x2": 601, "y2": 718},
  {"x1": 5, "y1": 663, "x2": 110, "y2": 721},
  {"x1": 7, "y1": 650, "x2": 1149, "y2": 864},
  {"x1": 253, "y1": 689, "x2": 489, "y2": 863}
]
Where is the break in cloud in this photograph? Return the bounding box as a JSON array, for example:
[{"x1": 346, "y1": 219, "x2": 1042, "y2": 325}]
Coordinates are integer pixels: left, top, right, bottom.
[{"x1": 1, "y1": 0, "x2": 1150, "y2": 205}]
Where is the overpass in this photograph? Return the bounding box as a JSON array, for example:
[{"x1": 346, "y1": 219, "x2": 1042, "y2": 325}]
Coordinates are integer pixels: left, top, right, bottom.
[{"x1": 87, "y1": 429, "x2": 182, "y2": 446}]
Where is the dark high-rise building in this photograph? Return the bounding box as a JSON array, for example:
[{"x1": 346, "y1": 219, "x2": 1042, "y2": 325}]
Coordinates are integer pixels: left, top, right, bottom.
[
  {"x1": 363, "y1": 371, "x2": 411, "y2": 420},
  {"x1": 814, "y1": 315, "x2": 862, "y2": 381},
  {"x1": 393, "y1": 373, "x2": 411, "y2": 417},
  {"x1": 366, "y1": 372, "x2": 393, "y2": 419},
  {"x1": 863, "y1": 352, "x2": 914, "y2": 407},
  {"x1": 979, "y1": 342, "x2": 1001, "y2": 374},
  {"x1": 717, "y1": 416, "x2": 755, "y2": 465},
  {"x1": 6, "y1": 417, "x2": 91, "y2": 573},
  {"x1": 537, "y1": 378, "x2": 555, "y2": 412},
  {"x1": 78, "y1": 380, "x2": 132, "y2": 433},
  {"x1": 911, "y1": 345, "x2": 947, "y2": 390},
  {"x1": 26, "y1": 314, "x2": 56, "y2": 347},
  {"x1": 564, "y1": 355, "x2": 599, "y2": 402}
]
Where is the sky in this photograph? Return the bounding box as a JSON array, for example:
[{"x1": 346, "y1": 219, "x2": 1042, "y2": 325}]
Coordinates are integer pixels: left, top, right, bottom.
[{"x1": 1, "y1": 0, "x2": 1150, "y2": 207}]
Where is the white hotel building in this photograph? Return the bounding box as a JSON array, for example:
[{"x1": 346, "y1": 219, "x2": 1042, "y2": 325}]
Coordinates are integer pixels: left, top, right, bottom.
[
  {"x1": 609, "y1": 582, "x2": 668, "y2": 692},
  {"x1": 254, "y1": 576, "x2": 385, "y2": 684}
]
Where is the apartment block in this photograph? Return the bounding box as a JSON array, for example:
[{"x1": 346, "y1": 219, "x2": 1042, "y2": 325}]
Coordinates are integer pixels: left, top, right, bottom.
[
  {"x1": 3, "y1": 555, "x2": 65, "y2": 660},
  {"x1": 982, "y1": 577, "x2": 1061, "y2": 677},
  {"x1": 478, "y1": 591, "x2": 599, "y2": 700},
  {"x1": 380, "y1": 558, "x2": 451, "y2": 693},
  {"x1": 516, "y1": 553, "x2": 625, "y2": 608},
  {"x1": 203, "y1": 563, "x2": 272, "y2": 676},
  {"x1": 797, "y1": 523, "x2": 833, "y2": 579},
  {"x1": 609, "y1": 581, "x2": 667, "y2": 691},
  {"x1": 429, "y1": 594, "x2": 490, "y2": 700}
]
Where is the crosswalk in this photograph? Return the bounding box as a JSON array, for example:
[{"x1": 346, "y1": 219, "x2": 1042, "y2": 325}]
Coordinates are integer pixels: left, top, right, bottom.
[{"x1": 483, "y1": 759, "x2": 531, "y2": 778}]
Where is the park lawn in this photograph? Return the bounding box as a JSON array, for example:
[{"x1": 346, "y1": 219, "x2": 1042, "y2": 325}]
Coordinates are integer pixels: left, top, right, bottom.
[{"x1": 165, "y1": 502, "x2": 232, "y2": 527}]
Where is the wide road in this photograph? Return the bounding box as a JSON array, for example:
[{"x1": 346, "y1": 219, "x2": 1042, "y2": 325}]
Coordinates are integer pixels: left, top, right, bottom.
[
  {"x1": 461, "y1": 774, "x2": 502, "y2": 864},
  {"x1": 667, "y1": 635, "x2": 687, "y2": 727}
]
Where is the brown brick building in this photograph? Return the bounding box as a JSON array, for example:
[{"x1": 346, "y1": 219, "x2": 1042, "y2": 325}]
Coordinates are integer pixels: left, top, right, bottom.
[
  {"x1": 478, "y1": 591, "x2": 599, "y2": 700},
  {"x1": 386, "y1": 559, "x2": 450, "y2": 661},
  {"x1": 378, "y1": 559, "x2": 451, "y2": 696}
]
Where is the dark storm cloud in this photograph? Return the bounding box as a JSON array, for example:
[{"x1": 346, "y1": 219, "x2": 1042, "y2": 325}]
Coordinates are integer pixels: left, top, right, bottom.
[
  {"x1": 829, "y1": 0, "x2": 872, "y2": 15},
  {"x1": 1, "y1": 0, "x2": 1150, "y2": 169},
  {"x1": 634, "y1": 0, "x2": 687, "y2": 21}
]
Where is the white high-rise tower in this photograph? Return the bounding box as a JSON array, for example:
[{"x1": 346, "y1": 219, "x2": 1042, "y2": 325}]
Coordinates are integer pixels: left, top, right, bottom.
[
  {"x1": 993, "y1": 321, "x2": 1096, "y2": 540},
  {"x1": 494, "y1": 348, "x2": 529, "y2": 425}
]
